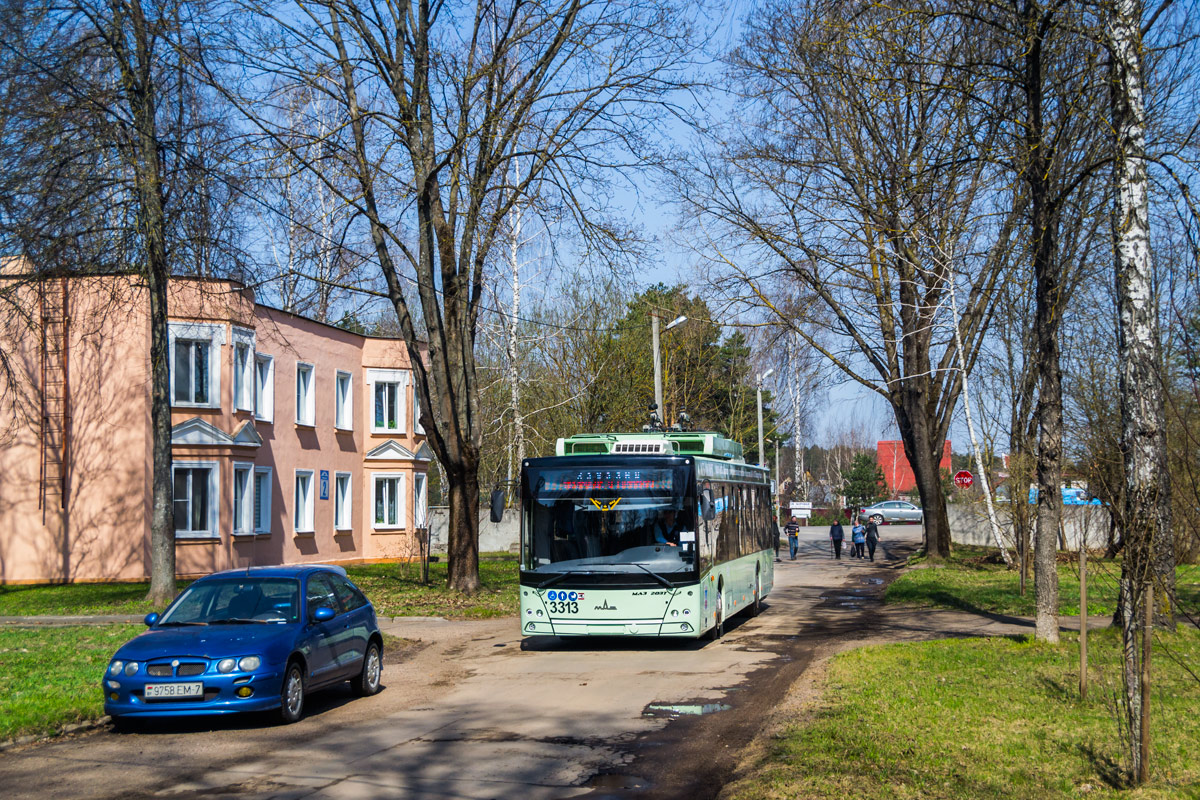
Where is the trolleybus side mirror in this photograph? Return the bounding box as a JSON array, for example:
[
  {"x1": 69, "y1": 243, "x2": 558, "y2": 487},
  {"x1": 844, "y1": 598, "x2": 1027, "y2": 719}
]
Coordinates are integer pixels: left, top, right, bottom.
[
  {"x1": 700, "y1": 488, "x2": 716, "y2": 521},
  {"x1": 489, "y1": 489, "x2": 506, "y2": 523}
]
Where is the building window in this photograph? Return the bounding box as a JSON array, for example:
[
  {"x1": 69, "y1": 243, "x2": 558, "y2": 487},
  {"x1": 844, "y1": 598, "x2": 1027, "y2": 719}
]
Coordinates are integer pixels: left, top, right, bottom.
[
  {"x1": 374, "y1": 382, "x2": 401, "y2": 431},
  {"x1": 413, "y1": 384, "x2": 424, "y2": 434},
  {"x1": 168, "y1": 322, "x2": 223, "y2": 409},
  {"x1": 414, "y1": 473, "x2": 428, "y2": 528},
  {"x1": 335, "y1": 371, "x2": 352, "y2": 430},
  {"x1": 234, "y1": 344, "x2": 251, "y2": 411},
  {"x1": 173, "y1": 341, "x2": 210, "y2": 405},
  {"x1": 255, "y1": 354, "x2": 274, "y2": 422},
  {"x1": 294, "y1": 470, "x2": 314, "y2": 533},
  {"x1": 296, "y1": 363, "x2": 314, "y2": 426},
  {"x1": 253, "y1": 467, "x2": 273, "y2": 533},
  {"x1": 373, "y1": 474, "x2": 404, "y2": 529},
  {"x1": 173, "y1": 463, "x2": 217, "y2": 538},
  {"x1": 233, "y1": 464, "x2": 253, "y2": 535},
  {"x1": 335, "y1": 473, "x2": 352, "y2": 530}
]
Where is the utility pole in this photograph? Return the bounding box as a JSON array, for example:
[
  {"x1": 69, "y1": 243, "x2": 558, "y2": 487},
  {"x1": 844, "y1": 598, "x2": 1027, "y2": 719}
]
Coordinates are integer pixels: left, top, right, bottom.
[
  {"x1": 756, "y1": 368, "x2": 774, "y2": 467},
  {"x1": 651, "y1": 313, "x2": 686, "y2": 425}
]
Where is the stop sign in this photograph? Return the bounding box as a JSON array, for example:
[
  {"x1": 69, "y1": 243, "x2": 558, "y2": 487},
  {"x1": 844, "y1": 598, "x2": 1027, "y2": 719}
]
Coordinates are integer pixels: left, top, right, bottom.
[{"x1": 953, "y1": 470, "x2": 974, "y2": 488}]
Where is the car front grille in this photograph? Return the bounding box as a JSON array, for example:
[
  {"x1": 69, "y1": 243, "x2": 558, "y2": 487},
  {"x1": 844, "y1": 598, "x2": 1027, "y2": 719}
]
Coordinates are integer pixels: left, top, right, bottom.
[{"x1": 146, "y1": 661, "x2": 207, "y2": 677}]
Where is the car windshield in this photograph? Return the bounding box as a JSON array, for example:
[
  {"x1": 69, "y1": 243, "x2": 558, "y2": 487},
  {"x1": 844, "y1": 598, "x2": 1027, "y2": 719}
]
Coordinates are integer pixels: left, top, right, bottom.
[
  {"x1": 523, "y1": 464, "x2": 697, "y2": 575},
  {"x1": 159, "y1": 577, "x2": 301, "y2": 625}
]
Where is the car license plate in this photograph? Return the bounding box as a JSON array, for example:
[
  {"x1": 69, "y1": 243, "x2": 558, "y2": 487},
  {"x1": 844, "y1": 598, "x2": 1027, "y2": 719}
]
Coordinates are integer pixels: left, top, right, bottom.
[{"x1": 144, "y1": 681, "x2": 203, "y2": 699}]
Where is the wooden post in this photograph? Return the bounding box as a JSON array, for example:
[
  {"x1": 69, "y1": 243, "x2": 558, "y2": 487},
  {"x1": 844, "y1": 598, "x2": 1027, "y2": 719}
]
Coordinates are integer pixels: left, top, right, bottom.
[
  {"x1": 1139, "y1": 582, "x2": 1152, "y2": 785},
  {"x1": 1079, "y1": 540, "x2": 1087, "y2": 699}
]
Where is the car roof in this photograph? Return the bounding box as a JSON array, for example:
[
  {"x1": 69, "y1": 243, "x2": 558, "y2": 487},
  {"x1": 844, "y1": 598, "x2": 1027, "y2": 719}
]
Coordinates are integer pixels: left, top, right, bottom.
[{"x1": 198, "y1": 564, "x2": 348, "y2": 581}]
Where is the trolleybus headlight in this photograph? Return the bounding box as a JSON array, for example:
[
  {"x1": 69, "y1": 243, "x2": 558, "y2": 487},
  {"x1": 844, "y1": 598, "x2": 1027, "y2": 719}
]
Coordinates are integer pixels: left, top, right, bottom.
[{"x1": 682, "y1": 622, "x2": 692, "y2": 632}]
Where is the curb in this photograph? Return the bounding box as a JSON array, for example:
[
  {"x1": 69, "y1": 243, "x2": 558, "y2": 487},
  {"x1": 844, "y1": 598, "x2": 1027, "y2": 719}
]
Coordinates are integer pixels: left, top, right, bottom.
[{"x1": 0, "y1": 717, "x2": 111, "y2": 753}]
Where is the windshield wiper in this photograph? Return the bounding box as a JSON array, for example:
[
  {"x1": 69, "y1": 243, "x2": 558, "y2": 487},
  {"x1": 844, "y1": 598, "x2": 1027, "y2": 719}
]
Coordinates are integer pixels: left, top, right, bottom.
[
  {"x1": 206, "y1": 618, "x2": 262, "y2": 625},
  {"x1": 631, "y1": 563, "x2": 676, "y2": 590},
  {"x1": 157, "y1": 621, "x2": 207, "y2": 627},
  {"x1": 537, "y1": 571, "x2": 597, "y2": 590}
]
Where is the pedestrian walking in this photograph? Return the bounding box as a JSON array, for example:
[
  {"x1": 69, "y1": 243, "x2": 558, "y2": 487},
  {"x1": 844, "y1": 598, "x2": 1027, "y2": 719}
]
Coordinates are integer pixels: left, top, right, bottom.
[
  {"x1": 851, "y1": 522, "x2": 866, "y2": 558},
  {"x1": 829, "y1": 519, "x2": 844, "y2": 559},
  {"x1": 865, "y1": 519, "x2": 880, "y2": 561},
  {"x1": 785, "y1": 516, "x2": 801, "y2": 560}
]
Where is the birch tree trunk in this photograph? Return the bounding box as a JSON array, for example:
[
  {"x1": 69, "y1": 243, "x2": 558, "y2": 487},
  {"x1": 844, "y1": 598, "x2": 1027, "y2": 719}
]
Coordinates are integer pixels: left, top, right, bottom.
[
  {"x1": 948, "y1": 270, "x2": 1012, "y2": 565},
  {"x1": 1108, "y1": 0, "x2": 1173, "y2": 780}
]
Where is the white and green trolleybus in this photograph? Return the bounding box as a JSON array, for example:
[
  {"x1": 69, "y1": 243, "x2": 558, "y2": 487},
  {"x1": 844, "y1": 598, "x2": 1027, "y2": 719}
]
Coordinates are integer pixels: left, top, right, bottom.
[{"x1": 517, "y1": 430, "x2": 776, "y2": 639}]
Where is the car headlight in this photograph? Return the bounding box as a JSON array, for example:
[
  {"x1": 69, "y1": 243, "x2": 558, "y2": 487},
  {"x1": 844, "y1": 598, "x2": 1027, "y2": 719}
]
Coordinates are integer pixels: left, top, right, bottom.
[
  {"x1": 217, "y1": 658, "x2": 237, "y2": 674},
  {"x1": 108, "y1": 660, "x2": 124, "y2": 676},
  {"x1": 238, "y1": 656, "x2": 261, "y2": 672},
  {"x1": 123, "y1": 662, "x2": 139, "y2": 676}
]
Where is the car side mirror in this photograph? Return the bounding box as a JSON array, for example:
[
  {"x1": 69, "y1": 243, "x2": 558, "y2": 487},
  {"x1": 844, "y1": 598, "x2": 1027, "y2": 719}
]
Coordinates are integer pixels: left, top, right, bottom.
[
  {"x1": 312, "y1": 606, "x2": 335, "y2": 623},
  {"x1": 144, "y1": 612, "x2": 159, "y2": 627},
  {"x1": 490, "y1": 489, "x2": 506, "y2": 523},
  {"x1": 700, "y1": 489, "x2": 716, "y2": 521}
]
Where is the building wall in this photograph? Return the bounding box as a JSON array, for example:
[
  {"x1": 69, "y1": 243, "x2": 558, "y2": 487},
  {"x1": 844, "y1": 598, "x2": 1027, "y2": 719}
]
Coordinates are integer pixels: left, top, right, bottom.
[{"x1": 0, "y1": 274, "x2": 428, "y2": 583}]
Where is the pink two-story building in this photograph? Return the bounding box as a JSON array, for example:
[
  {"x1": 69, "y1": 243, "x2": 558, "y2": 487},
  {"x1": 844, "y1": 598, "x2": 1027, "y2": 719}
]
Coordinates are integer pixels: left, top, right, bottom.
[{"x1": 0, "y1": 269, "x2": 432, "y2": 583}]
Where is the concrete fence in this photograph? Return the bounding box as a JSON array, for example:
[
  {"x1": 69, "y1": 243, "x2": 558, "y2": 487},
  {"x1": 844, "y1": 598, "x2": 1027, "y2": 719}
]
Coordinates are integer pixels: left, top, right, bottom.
[
  {"x1": 427, "y1": 506, "x2": 520, "y2": 555},
  {"x1": 947, "y1": 502, "x2": 1113, "y2": 550},
  {"x1": 426, "y1": 501, "x2": 1114, "y2": 556}
]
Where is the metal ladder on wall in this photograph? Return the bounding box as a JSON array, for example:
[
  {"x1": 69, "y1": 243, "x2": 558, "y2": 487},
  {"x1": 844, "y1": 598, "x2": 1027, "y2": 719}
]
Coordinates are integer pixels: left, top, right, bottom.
[{"x1": 39, "y1": 277, "x2": 70, "y2": 525}]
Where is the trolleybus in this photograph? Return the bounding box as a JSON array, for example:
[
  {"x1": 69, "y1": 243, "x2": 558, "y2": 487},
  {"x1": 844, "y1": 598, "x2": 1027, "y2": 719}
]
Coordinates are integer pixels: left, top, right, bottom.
[{"x1": 517, "y1": 430, "x2": 776, "y2": 639}]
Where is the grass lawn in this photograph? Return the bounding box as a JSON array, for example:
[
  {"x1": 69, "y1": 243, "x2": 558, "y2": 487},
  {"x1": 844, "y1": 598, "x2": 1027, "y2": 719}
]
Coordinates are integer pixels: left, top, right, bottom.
[
  {"x1": 725, "y1": 628, "x2": 1200, "y2": 799},
  {"x1": 885, "y1": 545, "x2": 1200, "y2": 618},
  {"x1": 0, "y1": 627, "x2": 418, "y2": 743},
  {"x1": 0, "y1": 624, "x2": 140, "y2": 742},
  {"x1": 0, "y1": 554, "x2": 520, "y2": 619}
]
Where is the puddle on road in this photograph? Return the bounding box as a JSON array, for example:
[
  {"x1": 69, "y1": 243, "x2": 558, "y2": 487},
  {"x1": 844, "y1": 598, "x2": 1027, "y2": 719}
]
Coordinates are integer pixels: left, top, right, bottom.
[
  {"x1": 862, "y1": 578, "x2": 884, "y2": 585},
  {"x1": 588, "y1": 773, "x2": 652, "y2": 790},
  {"x1": 820, "y1": 595, "x2": 864, "y2": 602},
  {"x1": 839, "y1": 603, "x2": 861, "y2": 608},
  {"x1": 643, "y1": 703, "x2": 731, "y2": 718}
]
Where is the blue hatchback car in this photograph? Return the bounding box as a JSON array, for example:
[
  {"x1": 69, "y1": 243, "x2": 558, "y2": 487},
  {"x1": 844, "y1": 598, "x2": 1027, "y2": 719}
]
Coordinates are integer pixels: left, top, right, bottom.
[{"x1": 103, "y1": 565, "x2": 383, "y2": 726}]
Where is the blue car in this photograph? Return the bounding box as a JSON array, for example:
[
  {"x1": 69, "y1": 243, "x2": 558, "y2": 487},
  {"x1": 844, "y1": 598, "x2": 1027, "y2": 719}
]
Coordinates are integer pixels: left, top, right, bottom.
[{"x1": 103, "y1": 565, "x2": 383, "y2": 726}]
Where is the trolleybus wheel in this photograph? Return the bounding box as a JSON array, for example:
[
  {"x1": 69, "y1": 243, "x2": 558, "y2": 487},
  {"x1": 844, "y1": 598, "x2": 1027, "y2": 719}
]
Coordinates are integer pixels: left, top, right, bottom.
[
  {"x1": 749, "y1": 572, "x2": 762, "y2": 617},
  {"x1": 708, "y1": 587, "x2": 724, "y2": 640}
]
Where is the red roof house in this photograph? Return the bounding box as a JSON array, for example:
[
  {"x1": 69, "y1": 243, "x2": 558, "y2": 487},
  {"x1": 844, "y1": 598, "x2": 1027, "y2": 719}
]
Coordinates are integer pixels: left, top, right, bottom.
[{"x1": 877, "y1": 440, "x2": 951, "y2": 495}]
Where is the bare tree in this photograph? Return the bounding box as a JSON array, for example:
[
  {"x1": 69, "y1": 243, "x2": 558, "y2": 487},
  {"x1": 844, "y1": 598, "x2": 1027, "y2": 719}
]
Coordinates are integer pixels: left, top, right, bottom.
[
  {"x1": 223, "y1": 0, "x2": 700, "y2": 591},
  {"x1": 685, "y1": 0, "x2": 1013, "y2": 558}
]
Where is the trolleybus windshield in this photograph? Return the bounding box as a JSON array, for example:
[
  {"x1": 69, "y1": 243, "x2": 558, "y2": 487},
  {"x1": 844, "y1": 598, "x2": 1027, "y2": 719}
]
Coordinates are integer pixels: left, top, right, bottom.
[{"x1": 523, "y1": 463, "x2": 697, "y2": 577}]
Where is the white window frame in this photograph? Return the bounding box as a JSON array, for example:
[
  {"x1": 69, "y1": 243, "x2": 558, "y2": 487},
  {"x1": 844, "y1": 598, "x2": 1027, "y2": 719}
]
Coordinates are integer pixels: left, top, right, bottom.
[
  {"x1": 294, "y1": 469, "x2": 315, "y2": 533},
  {"x1": 232, "y1": 462, "x2": 254, "y2": 536},
  {"x1": 334, "y1": 472, "x2": 352, "y2": 531},
  {"x1": 168, "y1": 322, "x2": 224, "y2": 409},
  {"x1": 366, "y1": 368, "x2": 409, "y2": 434},
  {"x1": 414, "y1": 472, "x2": 428, "y2": 528},
  {"x1": 255, "y1": 354, "x2": 275, "y2": 422},
  {"x1": 372, "y1": 472, "x2": 405, "y2": 530},
  {"x1": 232, "y1": 328, "x2": 256, "y2": 412},
  {"x1": 172, "y1": 460, "x2": 219, "y2": 539},
  {"x1": 253, "y1": 466, "x2": 273, "y2": 534},
  {"x1": 335, "y1": 371, "x2": 353, "y2": 431},
  {"x1": 295, "y1": 362, "x2": 315, "y2": 426}
]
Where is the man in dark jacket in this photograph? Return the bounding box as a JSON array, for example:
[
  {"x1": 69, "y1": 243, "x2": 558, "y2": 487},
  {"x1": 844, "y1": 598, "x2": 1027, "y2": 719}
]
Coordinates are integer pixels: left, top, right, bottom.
[
  {"x1": 864, "y1": 519, "x2": 880, "y2": 561},
  {"x1": 829, "y1": 519, "x2": 844, "y2": 559}
]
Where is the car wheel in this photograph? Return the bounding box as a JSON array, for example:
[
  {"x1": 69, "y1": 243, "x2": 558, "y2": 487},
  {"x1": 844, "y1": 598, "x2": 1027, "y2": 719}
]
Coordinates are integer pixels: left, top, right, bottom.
[
  {"x1": 870, "y1": 514, "x2": 883, "y2": 525},
  {"x1": 279, "y1": 661, "x2": 305, "y2": 724},
  {"x1": 352, "y1": 641, "x2": 383, "y2": 697}
]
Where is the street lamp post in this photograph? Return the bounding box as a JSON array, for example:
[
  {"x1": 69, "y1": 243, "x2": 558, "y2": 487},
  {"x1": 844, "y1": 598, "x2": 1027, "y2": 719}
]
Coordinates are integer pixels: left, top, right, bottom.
[
  {"x1": 756, "y1": 368, "x2": 774, "y2": 467},
  {"x1": 652, "y1": 313, "x2": 687, "y2": 425}
]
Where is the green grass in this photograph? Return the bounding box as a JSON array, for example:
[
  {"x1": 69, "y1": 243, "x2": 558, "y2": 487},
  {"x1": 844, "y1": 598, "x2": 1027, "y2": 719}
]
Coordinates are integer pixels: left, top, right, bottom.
[
  {"x1": 342, "y1": 555, "x2": 519, "y2": 618},
  {"x1": 886, "y1": 545, "x2": 1200, "y2": 618},
  {"x1": 0, "y1": 554, "x2": 520, "y2": 620},
  {"x1": 0, "y1": 627, "x2": 421, "y2": 743},
  {"x1": 0, "y1": 624, "x2": 140, "y2": 741},
  {"x1": 726, "y1": 628, "x2": 1200, "y2": 799}
]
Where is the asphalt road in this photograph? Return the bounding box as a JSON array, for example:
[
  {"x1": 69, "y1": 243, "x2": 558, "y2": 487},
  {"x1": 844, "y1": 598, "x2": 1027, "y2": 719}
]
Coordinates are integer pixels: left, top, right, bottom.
[{"x1": 0, "y1": 525, "x2": 924, "y2": 800}]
